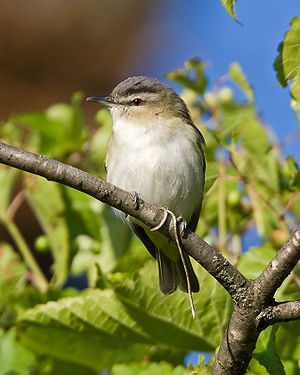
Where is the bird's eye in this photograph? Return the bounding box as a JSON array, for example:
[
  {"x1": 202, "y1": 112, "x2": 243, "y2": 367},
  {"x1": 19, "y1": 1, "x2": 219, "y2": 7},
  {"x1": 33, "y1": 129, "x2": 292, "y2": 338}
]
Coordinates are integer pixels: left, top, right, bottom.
[{"x1": 132, "y1": 98, "x2": 142, "y2": 106}]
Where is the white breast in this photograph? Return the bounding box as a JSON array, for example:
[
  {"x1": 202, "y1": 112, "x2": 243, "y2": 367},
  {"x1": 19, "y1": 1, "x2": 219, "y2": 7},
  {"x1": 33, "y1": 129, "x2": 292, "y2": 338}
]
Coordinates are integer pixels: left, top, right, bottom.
[{"x1": 106, "y1": 117, "x2": 204, "y2": 221}]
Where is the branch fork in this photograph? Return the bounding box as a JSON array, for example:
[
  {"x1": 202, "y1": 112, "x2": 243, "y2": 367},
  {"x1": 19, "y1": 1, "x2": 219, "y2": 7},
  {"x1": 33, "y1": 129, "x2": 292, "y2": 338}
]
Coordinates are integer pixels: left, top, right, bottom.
[{"x1": 0, "y1": 141, "x2": 299, "y2": 375}]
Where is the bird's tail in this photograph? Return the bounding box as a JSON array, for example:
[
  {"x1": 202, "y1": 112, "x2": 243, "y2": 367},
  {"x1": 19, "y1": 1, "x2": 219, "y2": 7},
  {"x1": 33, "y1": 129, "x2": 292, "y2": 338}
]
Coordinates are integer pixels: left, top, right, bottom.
[{"x1": 156, "y1": 249, "x2": 199, "y2": 294}]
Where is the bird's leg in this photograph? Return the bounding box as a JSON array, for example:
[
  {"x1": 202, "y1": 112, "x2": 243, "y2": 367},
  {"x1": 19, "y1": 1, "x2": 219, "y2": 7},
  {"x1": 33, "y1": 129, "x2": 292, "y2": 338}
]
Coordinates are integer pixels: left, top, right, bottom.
[
  {"x1": 130, "y1": 191, "x2": 140, "y2": 210},
  {"x1": 151, "y1": 207, "x2": 196, "y2": 319}
]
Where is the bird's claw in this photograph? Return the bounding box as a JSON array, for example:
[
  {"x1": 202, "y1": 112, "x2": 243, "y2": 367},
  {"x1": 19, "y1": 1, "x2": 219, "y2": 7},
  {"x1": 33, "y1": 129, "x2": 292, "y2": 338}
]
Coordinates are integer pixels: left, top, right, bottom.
[
  {"x1": 176, "y1": 216, "x2": 188, "y2": 237},
  {"x1": 131, "y1": 191, "x2": 140, "y2": 210},
  {"x1": 151, "y1": 207, "x2": 169, "y2": 231},
  {"x1": 151, "y1": 209, "x2": 187, "y2": 236}
]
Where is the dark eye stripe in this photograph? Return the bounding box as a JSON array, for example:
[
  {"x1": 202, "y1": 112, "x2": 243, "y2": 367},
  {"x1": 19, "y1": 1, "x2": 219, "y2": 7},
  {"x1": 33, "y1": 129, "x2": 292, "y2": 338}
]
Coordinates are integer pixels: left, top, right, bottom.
[{"x1": 122, "y1": 84, "x2": 160, "y2": 97}]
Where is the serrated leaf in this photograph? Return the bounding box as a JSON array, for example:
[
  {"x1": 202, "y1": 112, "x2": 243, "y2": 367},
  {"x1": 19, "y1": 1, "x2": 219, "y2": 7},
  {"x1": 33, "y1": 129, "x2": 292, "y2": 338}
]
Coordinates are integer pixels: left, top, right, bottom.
[
  {"x1": 253, "y1": 326, "x2": 285, "y2": 375},
  {"x1": 274, "y1": 16, "x2": 300, "y2": 116},
  {"x1": 229, "y1": 62, "x2": 254, "y2": 104},
  {"x1": 17, "y1": 262, "x2": 232, "y2": 370},
  {"x1": 17, "y1": 289, "x2": 152, "y2": 370},
  {"x1": 112, "y1": 261, "x2": 232, "y2": 352}
]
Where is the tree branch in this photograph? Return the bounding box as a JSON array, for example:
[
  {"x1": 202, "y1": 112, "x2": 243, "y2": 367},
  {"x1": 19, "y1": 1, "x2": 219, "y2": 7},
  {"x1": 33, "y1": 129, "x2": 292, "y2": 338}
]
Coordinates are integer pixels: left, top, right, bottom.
[
  {"x1": 0, "y1": 141, "x2": 248, "y2": 300},
  {"x1": 254, "y1": 227, "x2": 300, "y2": 305},
  {"x1": 256, "y1": 300, "x2": 300, "y2": 329},
  {"x1": 0, "y1": 140, "x2": 299, "y2": 375}
]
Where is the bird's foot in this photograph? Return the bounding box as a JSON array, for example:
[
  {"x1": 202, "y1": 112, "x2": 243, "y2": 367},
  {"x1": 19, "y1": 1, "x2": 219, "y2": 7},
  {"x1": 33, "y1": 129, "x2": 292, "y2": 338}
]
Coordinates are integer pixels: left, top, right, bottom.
[
  {"x1": 150, "y1": 207, "x2": 170, "y2": 232},
  {"x1": 176, "y1": 216, "x2": 188, "y2": 237}
]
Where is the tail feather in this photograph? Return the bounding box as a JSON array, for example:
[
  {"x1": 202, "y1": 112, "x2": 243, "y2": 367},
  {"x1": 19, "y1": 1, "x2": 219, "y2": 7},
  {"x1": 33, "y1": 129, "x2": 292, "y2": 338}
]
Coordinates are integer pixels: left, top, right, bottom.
[
  {"x1": 176, "y1": 252, "x2": 200, "y2": 293},
  {"x1": 156, "y1": 249, "x2": 177, "y2": 294},
  {"x1": 130, "y1": 222, "x2": 200, "y2": 295},
  {"x1": 157, "y1": 248, "x2": 199, "y2": 294}
]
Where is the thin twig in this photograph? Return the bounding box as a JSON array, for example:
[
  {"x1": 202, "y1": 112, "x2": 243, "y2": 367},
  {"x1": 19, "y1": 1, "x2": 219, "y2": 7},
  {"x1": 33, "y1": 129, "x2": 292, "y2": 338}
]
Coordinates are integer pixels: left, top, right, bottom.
[
  {"x1": 218, "y1": 157, "x2": 227, "y2": 251},
  {"x1": 290, "y1": 272, "x2": 300, "y2": 288},
  {"x1": 3, "y1": 217, "x2": 48, "y2": 292},
  {"x1": 230, "y1": 153, "x2": 288, "y2": 231},
  {"x1": 6, "y1": 190, "x2": 25, "y2": 220},
  {"x1": 1, "y1": 140, "x2": 300, "y2": 375},
  {"x1": 281, "y1": 190, "x2": 300, "y2": 219}
]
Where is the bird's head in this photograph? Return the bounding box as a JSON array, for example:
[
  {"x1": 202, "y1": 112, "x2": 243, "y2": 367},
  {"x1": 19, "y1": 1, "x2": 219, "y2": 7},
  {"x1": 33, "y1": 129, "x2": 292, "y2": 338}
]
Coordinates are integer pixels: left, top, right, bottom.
[{"x1": 87, "y1": 76, "x2": 192, "y2": 125}]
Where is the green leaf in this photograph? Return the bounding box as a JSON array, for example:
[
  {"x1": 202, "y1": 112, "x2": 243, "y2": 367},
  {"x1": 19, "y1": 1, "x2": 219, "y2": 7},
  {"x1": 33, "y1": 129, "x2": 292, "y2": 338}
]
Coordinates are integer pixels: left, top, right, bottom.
[
  {"x1": 166, "y1": 58, "x2": 208, "y2": 94},
  {"x1": 204, "y1": 161, "x2": 219, "y2": 194},
  {"x1": 276, "y1": 321, "x2": 300, "y2": 363},
  {"x1": 24, "y1": 178, "x2": 72, "y2": 287},
  {"x1": 37, "y1": 358, "x2": 98, "y2": 375},
  {"x1": 274, "y1": 16, "x2": 300, "y2": 116},
  {"x1": 112, "y1": 261, "x2": 232, "y2": 352},
  {"x1": 17, "y1": 262, "x2": 232, "y2": 370},
  {"x1": 71, "y1": 204, "x2": 132, "y2": 286},
  {"x1": 237, "y1": 246, "x2": 276, "y2": 279},
  {"x1": 229, "y1": 62, "x2": 254, "y2": 104},
  {"x1": 17, "y1": 289, "x2": 152, "y2": 370},
  {"x1": 0, "y1": 242, "x2": 26, "y2": 307},
  {"x1": 240, "y1": 117, "x2": 270, "y2": 158},
  {"x1": 111, "y1": 362, "x2": 186, "y2": 375},
  {"x1": 253, "y1": 326, "x2": 285, "y2": 375},
  {"x1": 88, "y1": 108, "x2": 113, "y2": 176},
  {"x1": 248, "y1": 357, "x2": 269, "y2": 375},
  {"x1": 0, "y1": 328, "x2": 97, "y2": 375},
  {"x1": 0, "y1": 328, "x2": 36, "y2": 375},
  {"x1": 221, "y1": 0, "x2": 239, "y2": 21},
  {"x1": 98, "y1": 205, "x2": 132, "y2": 269},
  {"x1": 218, "y1": 103, "x2": 254, "y2": 141},
  {"x1": 0, "y1": 167, "x2": 19, "y2": 218},
  {"x1": 281, "y1": 154, "x2": 300, "y2": 191},
  {"x1": 16, "y1": 94, "x2": 88, "y2": 158},
  {"x1": 186, "y1": 353, "x2": 215, "y2": 374}
]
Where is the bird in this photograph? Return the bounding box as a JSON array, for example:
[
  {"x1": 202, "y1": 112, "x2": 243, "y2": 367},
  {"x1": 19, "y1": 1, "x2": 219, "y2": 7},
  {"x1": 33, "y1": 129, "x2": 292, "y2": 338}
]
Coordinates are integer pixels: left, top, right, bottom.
[{"x1": 87, "y1": 76, "x2": 205, "y2": 298}]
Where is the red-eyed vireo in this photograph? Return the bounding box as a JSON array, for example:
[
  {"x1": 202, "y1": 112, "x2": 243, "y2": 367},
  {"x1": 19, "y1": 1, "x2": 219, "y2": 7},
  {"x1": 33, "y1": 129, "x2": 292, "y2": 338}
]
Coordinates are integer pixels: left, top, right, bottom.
[{"x1": 87, "y1": 76, "x2": 205, "y2": 296}]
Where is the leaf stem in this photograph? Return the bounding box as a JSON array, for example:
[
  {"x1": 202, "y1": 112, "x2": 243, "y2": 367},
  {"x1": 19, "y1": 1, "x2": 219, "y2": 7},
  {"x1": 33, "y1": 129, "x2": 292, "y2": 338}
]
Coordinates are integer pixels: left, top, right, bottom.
[
  {"x1": 230, "y1": 153, "x2": 289, "y2": 234},
  {"x1": 3, "y1": 217, "x2": 48, "y2": 292},
  {"x1": 218, "y1": 156, "x2": 227, "y2": 251},
  {"x1": 281, "y1": 190, "x2": 300, "y2": 218}
]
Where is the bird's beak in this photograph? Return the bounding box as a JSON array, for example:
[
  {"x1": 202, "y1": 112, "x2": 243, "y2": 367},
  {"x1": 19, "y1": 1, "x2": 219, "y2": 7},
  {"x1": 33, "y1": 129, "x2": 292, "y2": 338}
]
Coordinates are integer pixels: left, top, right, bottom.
[{"x1": 86, "y1": 95, "x2": 117, "y2": 107}]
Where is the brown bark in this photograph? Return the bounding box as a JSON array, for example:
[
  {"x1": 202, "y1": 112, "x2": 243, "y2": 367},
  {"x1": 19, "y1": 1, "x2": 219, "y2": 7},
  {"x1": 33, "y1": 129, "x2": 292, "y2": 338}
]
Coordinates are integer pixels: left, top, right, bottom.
[{"x1": 0, "y1": 141, "x2": 299, "y2": 374}]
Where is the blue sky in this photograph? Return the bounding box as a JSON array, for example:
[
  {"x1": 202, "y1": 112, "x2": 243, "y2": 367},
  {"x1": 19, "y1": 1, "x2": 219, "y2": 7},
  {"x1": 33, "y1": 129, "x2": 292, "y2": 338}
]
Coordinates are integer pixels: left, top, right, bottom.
[{"x1": 128, "y1": 0, "x2": 300, "y2": 162}]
